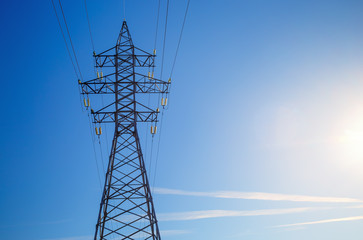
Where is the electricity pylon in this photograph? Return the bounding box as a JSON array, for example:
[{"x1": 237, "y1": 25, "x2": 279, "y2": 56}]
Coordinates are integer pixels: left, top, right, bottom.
[{"x1": 80, "y1": 21, "x2": 170, "y2": 240}]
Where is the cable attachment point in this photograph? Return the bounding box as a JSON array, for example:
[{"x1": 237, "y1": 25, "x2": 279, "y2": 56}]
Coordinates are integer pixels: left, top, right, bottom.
[
  {"x1": 95, "y1": 126, "x2": 102, "y2": 136},
  {"x1": 150, "y1": 126, "x2": 157, "y2": 135},
  {"x1": 161, "y1": 97, "x2": 168, "y2": 107},
  {"x1": 148, "y1": 72, "x2": 154, "y2": 79},
  {"x1": 83, "y1": 98, "x2": 90, "y2": 108}
]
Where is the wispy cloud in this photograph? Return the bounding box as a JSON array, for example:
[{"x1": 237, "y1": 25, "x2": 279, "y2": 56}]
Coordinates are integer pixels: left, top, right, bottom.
[
  {"x1": 160, "y1": 230, "x2": 191, "y2": 236},
  {"x1": 346, "y1": 205, "x2": 363, "y2": 209},
  {"x1": 154, "y1": 187, "x2": 362, "y2": 203},
  {"x1": 158, "y1": 207, "x2": 316, "y2": 221},
  {"x1": 275, "y1": 216, "x2": 363, "y2": 228},
  {"x1": 274, "y1": 226, "x2": 306, "y2": 233}
]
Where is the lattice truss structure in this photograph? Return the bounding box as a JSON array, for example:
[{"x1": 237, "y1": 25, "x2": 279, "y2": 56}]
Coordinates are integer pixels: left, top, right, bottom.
[{"x1": 79, "y1": 21, "x2": 170, "y2": 240}]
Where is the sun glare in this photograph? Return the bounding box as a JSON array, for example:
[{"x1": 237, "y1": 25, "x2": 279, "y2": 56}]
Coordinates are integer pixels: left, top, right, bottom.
[{"x1": 339, "y1": 129, "x2": 363, "y2": 160}]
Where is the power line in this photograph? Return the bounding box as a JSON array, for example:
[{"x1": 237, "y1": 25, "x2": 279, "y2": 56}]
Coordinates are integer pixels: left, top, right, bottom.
[
  {"x1": 51, "y1": 0, "x2": 104, "y2": 189},
  {"x1": 146, "y1": 0, "x2": 162, "y2": 179},
  {"x1": 149, "y1": 0, "x2": 170, "y2": 190},
  {"x1": 88, "y1": 113, "x2": 104, "y2": 189},
  {"x1": 83, "y1": 0, "x2": 111, "y2": 165},
  {"x1": 159, "y1": 0, "x2": 170, "y2": 80},
  {"x1": 57, "y1": 0, "x2": 84, "y2": 81},
  {"x1": 153, "y1": 0, "x2": 161, "y2": 51},
  {"x1": 98, "y1": 137, "x2": 106, "y2": 174},
  {"x1": 51, "y1": 0, "x2": 85, "y2": 112},
  {"x1": 152, "y1": 110, "x2": 165, "y2": 192},
  {"x1": 84, "y1": 0, "x2": 95, "y2": 52},
  {"x1": 51, "y1": 0, "x2": 79, "y2": 80},
  {"x1": 164, "y1": 0, "x2": 191, "y2": 112},
  {"x1": 170, "y1": 0, "x2": 190, "y2": 78},
  {"x1": 151, "y1": 0, "x2": 191, "y2": 192}
]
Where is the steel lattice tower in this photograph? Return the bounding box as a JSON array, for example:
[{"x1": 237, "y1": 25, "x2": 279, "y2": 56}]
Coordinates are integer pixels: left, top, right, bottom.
[{"x1": 80, "y1": 21, "x2": 170, "y2": 240}]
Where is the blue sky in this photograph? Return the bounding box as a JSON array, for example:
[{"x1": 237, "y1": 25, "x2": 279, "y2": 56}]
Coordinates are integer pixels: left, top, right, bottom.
[{"x1": 1, "y1": 0, "x2": 363, "y2": 239}]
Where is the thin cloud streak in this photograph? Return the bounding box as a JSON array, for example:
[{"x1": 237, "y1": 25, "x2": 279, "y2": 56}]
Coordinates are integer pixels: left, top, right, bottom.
[
  {"x1": 154, "y1": 187, "x2": 362, "y2": 203},
  {"x1": 160, "y1": 230, "x2": 191, "y2": 236},
  {"x1": 275, "y1": 216, "x2": 363, "y2": 228},
  {"x1": 346, "y1": 205, "x2": 363, "y2": 209},
  {"x1": 158, "y1": 208, "x2": 315, "y2": 221}
]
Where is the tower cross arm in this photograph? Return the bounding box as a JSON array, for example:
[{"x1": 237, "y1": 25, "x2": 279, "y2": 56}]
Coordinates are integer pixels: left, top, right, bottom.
[
  {"x1": 91, "y1": 110, "x2": 159, "y2": 124},
  {"x1": 94, "y1": 46, "x2": 157, "y2": 68},
  {"x1": 79, "y1": 73, "x2": 170, "y2": 94},
  {"x1": 133, "y1": 47, "x2": 156, "y2": 67},
  {"x1": 89, "y1": 99, "x2": 161, "y2": 124}
]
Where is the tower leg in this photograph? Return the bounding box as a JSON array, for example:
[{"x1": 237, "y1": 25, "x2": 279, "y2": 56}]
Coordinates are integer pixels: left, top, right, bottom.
[{"x1": 95, "y1": 125, "x2": 160, "y2": 240}]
